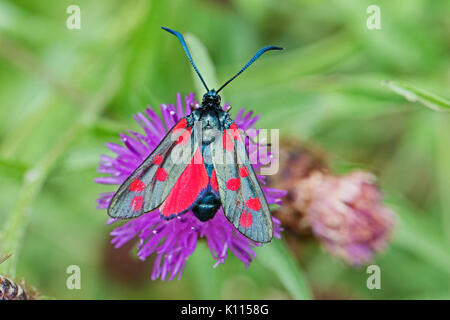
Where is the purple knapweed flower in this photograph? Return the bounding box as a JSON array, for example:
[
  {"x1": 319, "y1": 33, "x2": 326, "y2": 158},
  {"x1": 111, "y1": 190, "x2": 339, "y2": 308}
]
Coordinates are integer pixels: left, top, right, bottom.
[{"x1": 95, "y1": 93, "x2": 286, "y2": 280}]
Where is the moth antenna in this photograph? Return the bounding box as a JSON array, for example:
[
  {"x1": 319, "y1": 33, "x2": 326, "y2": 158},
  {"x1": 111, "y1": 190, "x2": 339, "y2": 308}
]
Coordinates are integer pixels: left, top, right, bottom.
[
  {"x1": 216, "y1": 46, "x2": 283, "y2": 94},
  {"x1": 161, "y1": 27, "x2": 209, "y2": 92}
]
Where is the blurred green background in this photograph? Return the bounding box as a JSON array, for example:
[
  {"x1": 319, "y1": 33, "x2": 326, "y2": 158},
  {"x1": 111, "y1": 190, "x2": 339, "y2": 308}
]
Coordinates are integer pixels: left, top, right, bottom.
[{"x1": 0, "y1": 0, "x2": 449, "y2": 299}]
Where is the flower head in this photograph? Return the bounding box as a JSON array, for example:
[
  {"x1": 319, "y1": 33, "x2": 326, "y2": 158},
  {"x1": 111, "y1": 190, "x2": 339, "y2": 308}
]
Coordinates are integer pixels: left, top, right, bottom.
[
  {"x1": 295, "y1": 170, "x2": 395, "y2": 265},
  {"x1": 95, "y1": 93, "x2": 286, "y2": 280}
]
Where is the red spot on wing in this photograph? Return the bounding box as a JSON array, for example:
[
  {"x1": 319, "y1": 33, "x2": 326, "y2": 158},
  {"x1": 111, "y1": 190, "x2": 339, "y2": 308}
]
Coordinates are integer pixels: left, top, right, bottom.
[
  {"x1": 240, "y1": 167, "x2": 249, "y2": 178},
  {"x1": 160, "y1": 147, "x2": 208, "y2": 217},
  {"x1": 176, "y1": 128, "x2": 191, "y2": 145},
  {"x1": 226, "y1": 178, "x2": 241, "y2": 191},
  {"x1": 129, "y1": 179, "x2": 145, "y2": 192},
  {"x1": 156, "y1": 168, "x2": 168, "y2": 181},
  {"x1": 229, "y1": 123, "x2": 241, "y2": 141},
  {"x1": 222, "y1": 130, "x2": 234, "y2": 152},
  {"x1": 154, "y1": 154, "x2": 163, "y2": 165},
  {"x1": 192, "y1": 145, "x2": 204, "y2": 164},
  {"x1": 173, "y1": 118, "x2": 187, "y2": 131},
  {"x1": 240, "y1": 211, "x2": 253, "y2": 229},
  {"x1": 130, "y1": 195, "x2": 143, "y2": 211},
  {"x1": 210, "y1": 168, "x2": 219, "y2": 192},
  {"x1": 246, "y1": 197, "x2": 261, "y2": 211}
]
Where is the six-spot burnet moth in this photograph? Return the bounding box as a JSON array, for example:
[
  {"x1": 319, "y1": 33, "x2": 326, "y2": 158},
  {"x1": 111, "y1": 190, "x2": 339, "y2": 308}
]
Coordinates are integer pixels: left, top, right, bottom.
[{"x1": 107, "y1": 27, "x2": 283, "y2": 243}]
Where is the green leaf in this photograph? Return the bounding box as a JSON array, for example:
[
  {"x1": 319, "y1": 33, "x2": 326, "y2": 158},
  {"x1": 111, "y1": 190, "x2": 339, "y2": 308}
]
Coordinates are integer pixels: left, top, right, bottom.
[
  {"x1": 257, "y1": 240, "x2": 313, "y2": 300},
  {"x1": 0, "y1": 157, "x2": 28, "y2": 179},
  {"x1": 383, "y1": 80, "x2": 450, "y2": 112},
  {"x1": 388, "y1": 198, "x2": 450, "y2": 276}
]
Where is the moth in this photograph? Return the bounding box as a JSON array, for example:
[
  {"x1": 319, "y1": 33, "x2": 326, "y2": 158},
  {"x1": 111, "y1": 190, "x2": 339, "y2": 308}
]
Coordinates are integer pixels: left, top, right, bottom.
[
  {"x1": 108, "y1": 27, "x2": 283, "y2": 243},
  {"x1": 0, "y1": 254, "x2": 27, "y2": 300}
]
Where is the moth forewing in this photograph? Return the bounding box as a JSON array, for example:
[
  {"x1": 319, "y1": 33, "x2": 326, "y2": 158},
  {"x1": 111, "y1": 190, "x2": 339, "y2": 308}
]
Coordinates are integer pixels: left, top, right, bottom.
[
  {"x1": 211, "y1": 126, "x2": 273, "y2": 243},
  {"x1": 107, "y1": 118, "x2": 197, "y2": 219}
]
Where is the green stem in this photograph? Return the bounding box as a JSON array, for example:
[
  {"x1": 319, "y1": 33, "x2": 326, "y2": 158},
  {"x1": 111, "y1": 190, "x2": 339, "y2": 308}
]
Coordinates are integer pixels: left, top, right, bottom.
[
  {"x1": 0, "y1": 67, "x2": 121, "y2": 277},
  {"x1": 434, "y1": 116, "x2": 450, "y2": 245},
  {"x1": 389, "y1": 200, "x2": 450, "y2": 277},
  {"x1": 0, "y1": 36, "x2": 86, "y2": 106},
  {"x1": 393, "y1": 227, "x2": 450, "y2": 276},
  {"x1": 257, "y1": 240, "x2": 313, "y2": 300}
]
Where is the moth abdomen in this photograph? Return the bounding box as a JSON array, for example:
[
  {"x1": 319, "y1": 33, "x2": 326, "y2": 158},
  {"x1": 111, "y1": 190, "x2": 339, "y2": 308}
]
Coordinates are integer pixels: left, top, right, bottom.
[
  {"x1": 192, "y1": 192, "x2": 221, "y2": 222},
  {"x1": 0, "y1": 276, "x2": 27, "y2": 300}
]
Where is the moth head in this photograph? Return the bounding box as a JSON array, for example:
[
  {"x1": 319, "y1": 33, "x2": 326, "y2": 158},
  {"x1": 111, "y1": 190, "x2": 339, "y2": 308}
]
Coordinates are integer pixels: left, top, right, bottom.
[{"x1": 202, "y1": 90, "x2": 221, "y2": 107}]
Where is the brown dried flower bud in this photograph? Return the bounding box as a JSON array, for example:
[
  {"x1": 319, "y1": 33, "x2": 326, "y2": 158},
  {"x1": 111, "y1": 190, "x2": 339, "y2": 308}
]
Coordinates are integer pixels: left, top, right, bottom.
[
  {"x1": 269, "y1": 140, "x2": 395, "y2": 265},
  {"x1": 295, "y1": 170, "x2": 395, "y2": 265}
]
